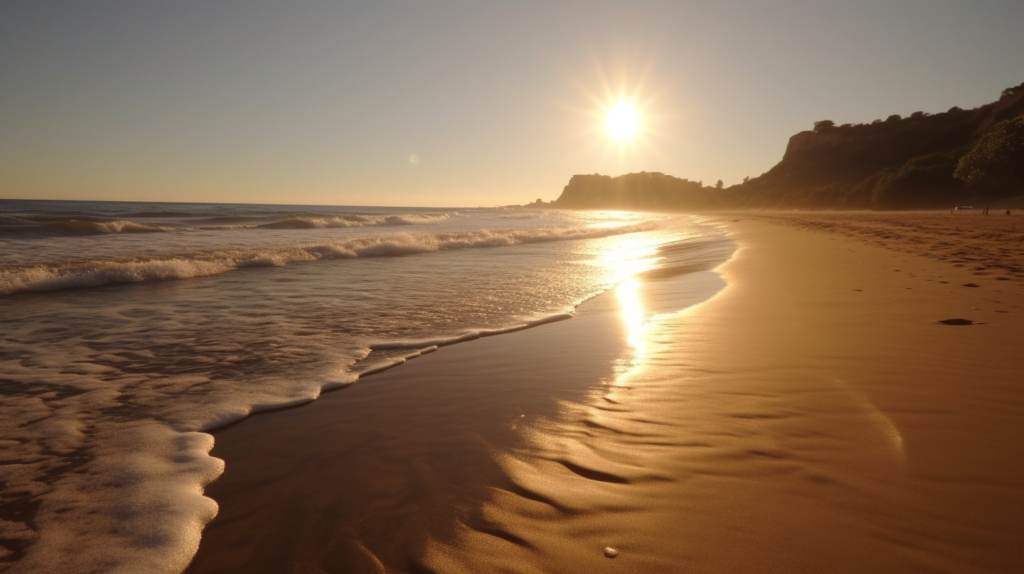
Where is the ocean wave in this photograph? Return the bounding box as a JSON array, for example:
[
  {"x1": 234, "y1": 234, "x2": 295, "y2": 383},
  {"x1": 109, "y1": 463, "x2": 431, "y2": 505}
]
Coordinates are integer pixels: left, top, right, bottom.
[
  {"x1": 0, "y1": 217, "x2": 178, "y2": 235},
  {"x1": 257, "y1": 213, "x2": 451, "y2": 229},
  {"x1": 0, "y1": 212, "x2": 452, "y2": 236},
  {"x1": 0, "y1": 222, "x2": 657, "y2": 296},
  {"x1": 50, "y1": 219, "x2": 177, "y2": 234},
  {"x1": 0, "y1": 215, "x2": 176, "y2": 234},
  {"x1": 121, "y1": 210, "x2": 212, "y2": 218}
]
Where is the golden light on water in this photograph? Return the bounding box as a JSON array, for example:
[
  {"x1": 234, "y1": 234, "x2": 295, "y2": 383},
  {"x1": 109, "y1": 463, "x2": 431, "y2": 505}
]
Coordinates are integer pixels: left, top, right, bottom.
[
  {"x1": 600, "y1": 239, "x2": 659, "y2": 283},
  {"x1": 588, "y1": 221, "x2": 631, "y2": 229},
  {"x1": 598, "y1": 235, "x2": 661, "y2": 371}
]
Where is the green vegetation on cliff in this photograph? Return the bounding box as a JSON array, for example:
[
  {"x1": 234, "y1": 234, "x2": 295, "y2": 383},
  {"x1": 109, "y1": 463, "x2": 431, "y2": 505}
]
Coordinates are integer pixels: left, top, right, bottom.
[{"x1": 550, "y1": 83, "x2": 1024, "y2": 210}]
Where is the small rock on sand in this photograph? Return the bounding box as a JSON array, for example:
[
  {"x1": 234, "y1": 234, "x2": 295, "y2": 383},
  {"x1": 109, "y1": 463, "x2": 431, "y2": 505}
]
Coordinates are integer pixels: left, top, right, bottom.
[
  {"x1": 603, "y1": 547, "x2": 619, "y2": 558},
  {"x1": 962, "y1": 283, "x2": 980, "y2": 287},
  {"x1": 939, "y1": 318, "x2": 974, "y2": 325}
]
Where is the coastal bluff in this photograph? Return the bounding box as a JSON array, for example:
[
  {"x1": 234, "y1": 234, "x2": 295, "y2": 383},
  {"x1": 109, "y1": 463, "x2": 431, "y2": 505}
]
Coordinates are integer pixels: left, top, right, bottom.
[
  {"x1": 551, "y1": 172, "x2": 718, "y2": 210},
  {"x1": 541, "y1": 82, "x2": 1023, "y2": 211},
  {"x1": 727, "y1": 83, "x2": 1024, "y2": 209}
]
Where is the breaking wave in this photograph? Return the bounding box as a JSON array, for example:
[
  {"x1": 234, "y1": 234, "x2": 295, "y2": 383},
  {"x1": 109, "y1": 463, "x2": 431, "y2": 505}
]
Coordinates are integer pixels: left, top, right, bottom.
[
  {"x1": 0, "y1": 212, "x2": 452, "y2": 236},
  {"x1": 0, "y1": 222, "x2": 657, "y2": 296},
  {"x1": 256, "y1": 213, "x2": 451, "y2": 229},
  {"x1": 0, "y1": 217, "x2": 177, "y2": 235}
]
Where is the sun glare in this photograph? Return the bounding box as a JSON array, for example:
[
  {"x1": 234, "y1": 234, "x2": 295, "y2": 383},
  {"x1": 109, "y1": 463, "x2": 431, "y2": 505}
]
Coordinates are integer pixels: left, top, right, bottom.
[{"x1": 606, "y1": 102, "x2": 640, "y2": 141}]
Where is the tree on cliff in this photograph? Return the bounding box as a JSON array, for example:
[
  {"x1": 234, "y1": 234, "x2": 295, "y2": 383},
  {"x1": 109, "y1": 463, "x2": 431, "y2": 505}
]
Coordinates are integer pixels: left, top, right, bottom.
[
  {"x1": 715, "y1": 179, "x2": 724, "y2": 189},
  {"x1": 813, "y1": 120, "x2": 835, "y2": 132},
  {"x1": 954, "y1": 116, "x2": 1024, "y2": 188},
  {"x1": 1000, "y1": 81, "x2": 1024, "y2": 100},
  {"x1": 872, "y1": 153, "x2": 962, "y2": 208}
]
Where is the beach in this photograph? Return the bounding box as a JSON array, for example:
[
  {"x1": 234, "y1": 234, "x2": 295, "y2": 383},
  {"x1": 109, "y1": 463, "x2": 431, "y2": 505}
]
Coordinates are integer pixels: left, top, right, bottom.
[
  {"x1": 0, "y1": 204, "x2": 732, "y2": 573},
  {"x1": 6, "y1": 3, "x2": 1023, "y2": 572},
  {"x1": 184, "y1": 212, "x2": 1023, "y2": 573}
]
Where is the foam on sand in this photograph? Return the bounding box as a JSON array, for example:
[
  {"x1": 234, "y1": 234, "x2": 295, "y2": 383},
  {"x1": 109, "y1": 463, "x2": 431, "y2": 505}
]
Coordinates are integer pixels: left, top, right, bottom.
[
  {"x1": 366, "y1": 313, "x2": 576, "y2": 351},
  {"x1": 14, "y1": 423, "x2": 222, "y2": 574}
]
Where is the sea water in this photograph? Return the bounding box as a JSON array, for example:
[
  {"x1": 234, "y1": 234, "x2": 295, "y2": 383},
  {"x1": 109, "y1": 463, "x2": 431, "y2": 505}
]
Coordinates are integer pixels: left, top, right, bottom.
[{"x1": 0, "y1": 200, "x2": 733, "y2": 573}]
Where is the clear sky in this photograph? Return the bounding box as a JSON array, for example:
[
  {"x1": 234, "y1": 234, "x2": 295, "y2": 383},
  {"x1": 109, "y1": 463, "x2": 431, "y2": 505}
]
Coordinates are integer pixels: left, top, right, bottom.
[{"x1": 2, "y1": 0, "x2": 1022, "y2": 207}]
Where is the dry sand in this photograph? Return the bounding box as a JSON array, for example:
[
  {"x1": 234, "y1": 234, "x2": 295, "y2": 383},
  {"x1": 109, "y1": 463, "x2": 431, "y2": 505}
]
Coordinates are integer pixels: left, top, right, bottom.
[
  {"x1": 186, "y1": 213, "x2": 1023, "y2": 574},
  {"x1": 747, "y1": 210, "x2": 1024, "y2": 282}
]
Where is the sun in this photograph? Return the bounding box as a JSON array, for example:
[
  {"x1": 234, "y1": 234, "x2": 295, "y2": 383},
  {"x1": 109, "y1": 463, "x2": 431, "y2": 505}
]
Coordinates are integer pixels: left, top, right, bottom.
[{"x1": 606, "y1": 102, "x2": 640, "y2": 141}]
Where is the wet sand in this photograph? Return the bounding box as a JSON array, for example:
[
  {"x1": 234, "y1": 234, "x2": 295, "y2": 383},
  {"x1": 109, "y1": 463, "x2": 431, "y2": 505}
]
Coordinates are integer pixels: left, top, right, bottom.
[
  {"x1": 186, "y1": 215, "x2": 1023, "y2": 573},
  {"x1": 182, "y1": 287, "x2": 635, "y2": 574}
]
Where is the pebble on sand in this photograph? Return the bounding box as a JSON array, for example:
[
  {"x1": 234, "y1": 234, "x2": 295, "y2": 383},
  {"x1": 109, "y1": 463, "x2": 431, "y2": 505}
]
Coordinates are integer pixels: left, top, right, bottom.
[
  {"x1": 603, "y1": 547, "x2": 619, "y2": 558},
  {"x1": 939, "y1": 318, "x2": 974, "y2": 325}
]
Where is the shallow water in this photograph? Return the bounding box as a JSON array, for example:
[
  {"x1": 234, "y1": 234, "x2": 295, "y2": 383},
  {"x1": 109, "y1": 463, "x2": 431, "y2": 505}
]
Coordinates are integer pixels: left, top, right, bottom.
[{"x1": 0, "y1": 200, "x2": 732, "y2": 573}]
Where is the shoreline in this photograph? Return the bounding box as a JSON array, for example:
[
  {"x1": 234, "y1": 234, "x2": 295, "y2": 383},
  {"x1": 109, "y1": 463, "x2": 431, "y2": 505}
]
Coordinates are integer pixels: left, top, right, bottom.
[
  {"x1": 415, "y1": 215, "x2": 1022, "y2": 573},
  {"x1": 183, "y1": 249, "x2": 730, "y2": 573},
  {"x1": 185, "y1": 214, "x2": 1022, "y2": 573},
  {"x1": 0, "y1": 212, "x2": 729, "y2": 574}
]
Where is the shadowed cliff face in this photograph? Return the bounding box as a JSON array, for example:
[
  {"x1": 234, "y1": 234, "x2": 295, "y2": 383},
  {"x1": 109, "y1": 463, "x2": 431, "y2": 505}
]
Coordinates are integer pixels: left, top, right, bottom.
[
  {"x1": 553, "y1": 172, "x2": 717, "y2": 211},
  {"x1": 725, "y1": 84, "x2": 1024, "y2": 209}
]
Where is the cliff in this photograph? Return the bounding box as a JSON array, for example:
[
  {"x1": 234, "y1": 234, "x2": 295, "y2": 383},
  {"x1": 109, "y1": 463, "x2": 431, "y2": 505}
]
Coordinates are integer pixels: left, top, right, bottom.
[
  {"x1": 550, "y1": 82, "x2": 1024, "y2": 211},
  {"x1": 552, "y1": 172, "x2": 717, "y2": 210},
  {"x1": 723, "y1": 82, "x2": 1024, "y2": 208}
]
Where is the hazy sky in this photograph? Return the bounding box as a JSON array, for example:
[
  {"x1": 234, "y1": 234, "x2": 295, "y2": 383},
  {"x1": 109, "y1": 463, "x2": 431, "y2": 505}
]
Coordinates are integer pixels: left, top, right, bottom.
[{"x1": 2, "y1": 0, "x2": 1022, "y2": 207}]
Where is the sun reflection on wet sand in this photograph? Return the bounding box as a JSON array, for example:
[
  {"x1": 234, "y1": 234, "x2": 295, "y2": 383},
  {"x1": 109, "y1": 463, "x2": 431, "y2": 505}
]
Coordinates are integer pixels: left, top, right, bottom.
[
  {"x1": 615, "y1": 278, "x2": 644, "y2": 351},
  {"x1": 418, "y1": 225, "x2": 942, "y2": 573},
  {"x1": 613, "y1": 278, "x2": 646, "y2": 378}
]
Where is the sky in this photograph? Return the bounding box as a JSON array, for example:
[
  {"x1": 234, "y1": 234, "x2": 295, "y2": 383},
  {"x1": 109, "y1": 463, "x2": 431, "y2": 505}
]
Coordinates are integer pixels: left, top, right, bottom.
[{"x1": 1, "y1": 0, "x2": 1022, "y2": 207}]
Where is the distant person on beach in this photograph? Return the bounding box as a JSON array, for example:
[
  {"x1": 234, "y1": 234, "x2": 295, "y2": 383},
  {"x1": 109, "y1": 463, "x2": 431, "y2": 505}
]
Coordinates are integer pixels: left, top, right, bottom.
[
  {"x1": 983, "y1": 207, "x2": 989, "y2": 215},
  {"x1": 1007, "y1": 209, "x2": 1012, "y2": 215}
]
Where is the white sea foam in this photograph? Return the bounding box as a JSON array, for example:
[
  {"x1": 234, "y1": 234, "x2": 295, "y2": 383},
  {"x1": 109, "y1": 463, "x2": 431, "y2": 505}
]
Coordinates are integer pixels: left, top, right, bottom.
[
  {"x1": 57, "y1": 219, "x2": 177, "y2": 234},
  {"x1": 369, "y1": 313, "x2": 577, "y2": 350},
  {"x1": 11, "y1": 423, "x2": 223, "y2": 574},
  {"x1": 256, "y1": 212, "x2": 451, "y2": 229}
]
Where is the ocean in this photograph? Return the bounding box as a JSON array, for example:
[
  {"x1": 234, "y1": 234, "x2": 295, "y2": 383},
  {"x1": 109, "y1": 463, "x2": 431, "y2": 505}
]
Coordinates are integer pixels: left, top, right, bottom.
[{"x1": 0, "y1": 199, "x2": 734, "y2": 573}]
